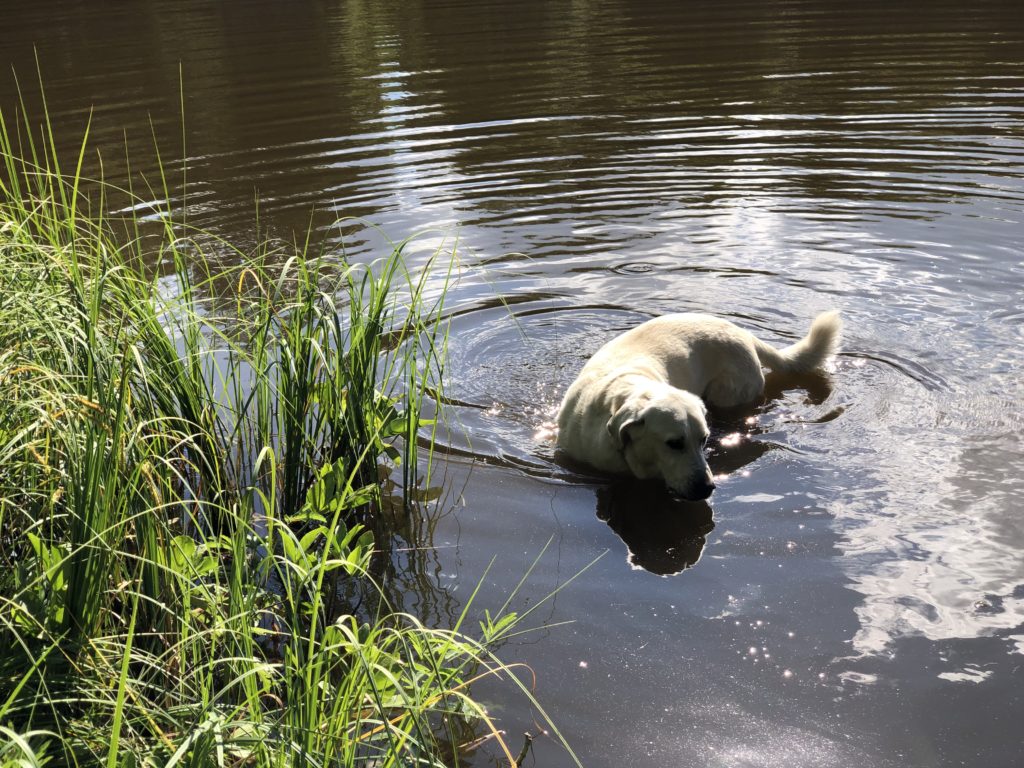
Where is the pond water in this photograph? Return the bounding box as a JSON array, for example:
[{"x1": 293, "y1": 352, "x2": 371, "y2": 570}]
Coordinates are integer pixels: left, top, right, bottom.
[{"x1": 5, "y1": 1, "x2": 1024, "y2": 765}]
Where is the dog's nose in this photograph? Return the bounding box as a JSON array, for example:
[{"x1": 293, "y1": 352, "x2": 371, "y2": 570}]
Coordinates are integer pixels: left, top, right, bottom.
[{"x1": 692, "y1": 477, "x2": 716, "y2": 500}]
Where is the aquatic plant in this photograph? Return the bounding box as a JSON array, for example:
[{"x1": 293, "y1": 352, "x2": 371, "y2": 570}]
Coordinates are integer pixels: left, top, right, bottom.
[{"x1": 0, "y1": 97, "x2": 578, "y2": 766}]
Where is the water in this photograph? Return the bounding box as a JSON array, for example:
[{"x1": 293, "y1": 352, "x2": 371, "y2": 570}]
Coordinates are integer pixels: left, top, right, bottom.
[{"x1": 4, "y1": 1, "x2": 1024, "y2": 764}]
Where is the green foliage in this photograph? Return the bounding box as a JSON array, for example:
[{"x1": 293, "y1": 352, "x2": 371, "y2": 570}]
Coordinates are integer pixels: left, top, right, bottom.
[{"x1": 0, "y1": 93, "x2": 579, "y2": 767}]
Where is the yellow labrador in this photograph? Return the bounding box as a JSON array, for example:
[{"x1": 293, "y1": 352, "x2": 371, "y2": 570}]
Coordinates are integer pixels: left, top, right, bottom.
[{"x1": 556, "y1": 311, "x2": 841, "y2": 500}]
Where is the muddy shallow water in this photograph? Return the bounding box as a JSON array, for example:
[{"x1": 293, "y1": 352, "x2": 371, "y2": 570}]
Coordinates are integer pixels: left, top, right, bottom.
[{"x1": 5, "y1": 0, "x2": 1024, "y2": 765}]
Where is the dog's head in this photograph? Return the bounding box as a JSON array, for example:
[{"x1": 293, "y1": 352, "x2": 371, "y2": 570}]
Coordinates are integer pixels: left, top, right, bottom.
[{"x1": 607, "y1": 388, "x2": 715, "y2": 500}]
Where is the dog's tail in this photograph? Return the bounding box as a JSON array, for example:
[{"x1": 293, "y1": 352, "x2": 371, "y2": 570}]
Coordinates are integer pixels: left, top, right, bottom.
[{"x1": 752, "y1": 310, "x2": 842, "y2": 374}]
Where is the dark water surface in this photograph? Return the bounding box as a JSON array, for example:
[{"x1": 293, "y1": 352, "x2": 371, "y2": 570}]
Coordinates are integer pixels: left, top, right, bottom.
[{"x1": 5, "y1": 1, "x2": 1024, "y2": 765}]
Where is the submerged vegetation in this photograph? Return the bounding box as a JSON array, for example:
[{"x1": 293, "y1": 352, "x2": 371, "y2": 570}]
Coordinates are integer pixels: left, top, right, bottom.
[{"x1": 0, "y1": 105, "x2": 574, "y2": 766}]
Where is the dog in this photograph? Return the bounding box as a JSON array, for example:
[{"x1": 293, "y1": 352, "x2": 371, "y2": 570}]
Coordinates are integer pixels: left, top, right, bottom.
[{"x1": 556, "y1": 311, "x2": 841, "y2": 500}]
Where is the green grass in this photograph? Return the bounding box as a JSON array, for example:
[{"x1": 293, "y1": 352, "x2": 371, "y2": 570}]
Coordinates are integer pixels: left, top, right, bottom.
[{"x1": 0, "y1": 98, "x2": 579, "y2": 767}]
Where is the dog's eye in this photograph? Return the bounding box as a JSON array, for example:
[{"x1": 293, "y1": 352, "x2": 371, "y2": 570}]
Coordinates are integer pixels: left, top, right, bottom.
[{"x1": 665, "y1": 438, "x2": 686, "y2": 451}]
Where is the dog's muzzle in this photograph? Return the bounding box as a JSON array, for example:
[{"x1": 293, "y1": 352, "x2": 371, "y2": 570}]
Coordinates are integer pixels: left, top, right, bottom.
[{"x1": 670, "y1": 476, "x2": 716, "y2": 501}]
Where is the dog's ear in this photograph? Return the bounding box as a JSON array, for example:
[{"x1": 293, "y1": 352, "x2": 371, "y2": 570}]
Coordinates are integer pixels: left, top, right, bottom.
[{"x1": 607, "y1": 406, "x2": 645, "y2": 450}]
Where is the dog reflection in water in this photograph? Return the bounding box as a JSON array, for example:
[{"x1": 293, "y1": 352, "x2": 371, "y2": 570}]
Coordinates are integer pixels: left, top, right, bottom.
[{"x1": 597, "y1": 480, "x2": 714, "y2": 575}]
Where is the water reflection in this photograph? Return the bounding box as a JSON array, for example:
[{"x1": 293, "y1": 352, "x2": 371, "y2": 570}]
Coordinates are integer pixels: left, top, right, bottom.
[
  {"x1": 371, "y1": 481, "x2": 463, "y2": 628},
  {"x1": 597, "y1": 481, "x2": 714, "y2": 575},
  {"x1": 9, "y1": 0, "x2": 1024, "y2": 261},
  {"x1": 831, "y1": 383, "x2": 1024, "y2": 657}
]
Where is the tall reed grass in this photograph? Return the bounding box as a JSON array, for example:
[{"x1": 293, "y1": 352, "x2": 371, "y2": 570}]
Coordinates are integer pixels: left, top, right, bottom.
[{"x1": 0, "y1": 100, "x2": 577, "y2": 766}]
